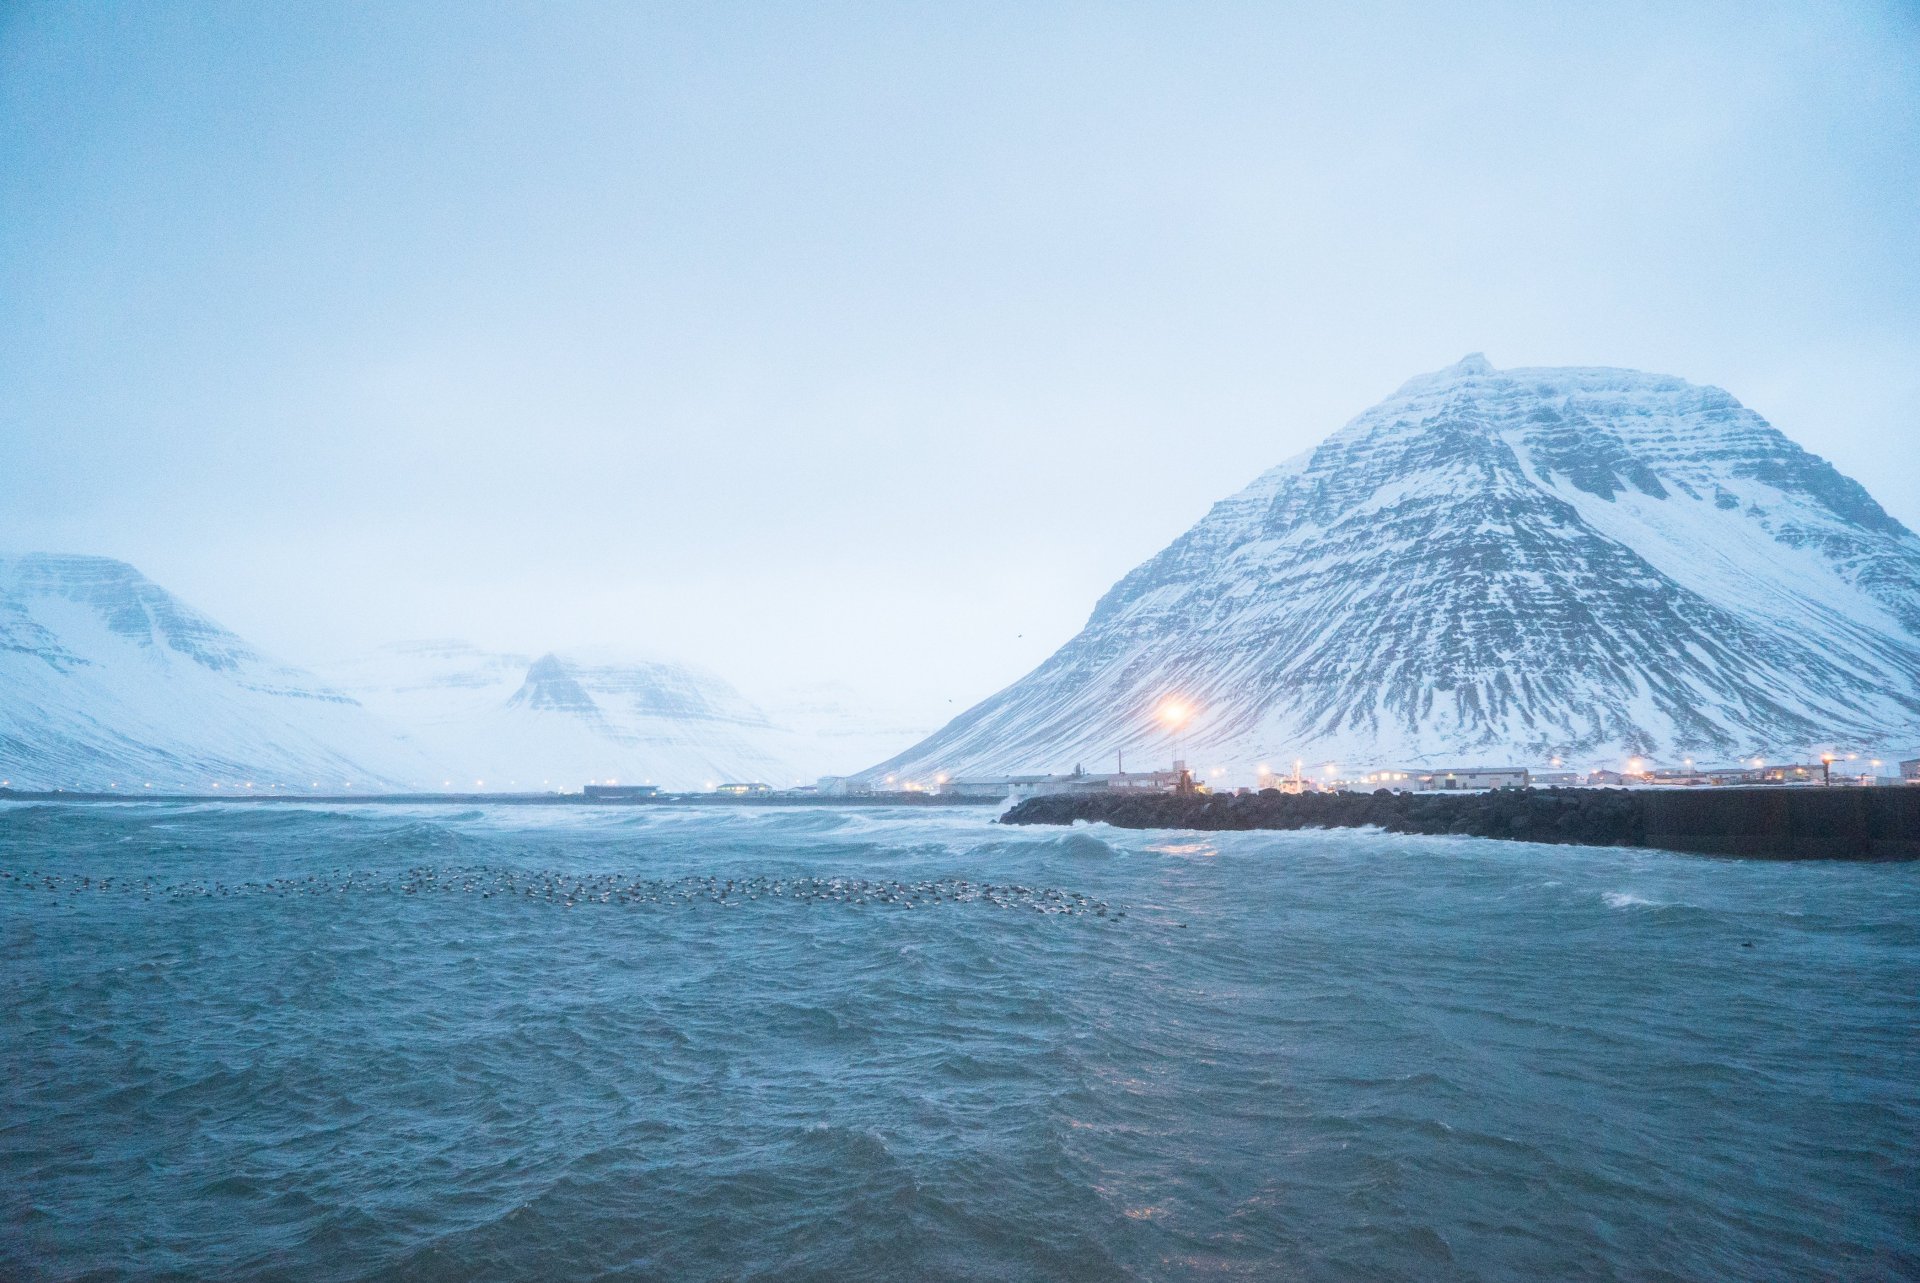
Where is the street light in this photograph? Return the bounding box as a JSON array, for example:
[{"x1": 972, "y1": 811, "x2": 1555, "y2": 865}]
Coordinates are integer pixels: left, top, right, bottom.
[{"x1": 1158, "y1": 699, "x2": 1192, "y2": 773}]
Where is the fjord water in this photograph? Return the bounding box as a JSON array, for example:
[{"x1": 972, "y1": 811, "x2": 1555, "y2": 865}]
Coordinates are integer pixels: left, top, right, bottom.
[{"x1": 3, "y1": 804, "x2": 1914, "y2": 1282}]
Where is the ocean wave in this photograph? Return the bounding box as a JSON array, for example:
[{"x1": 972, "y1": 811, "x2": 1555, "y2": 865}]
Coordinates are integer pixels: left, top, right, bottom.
[{"x1": 3, "y1": 807, "x2": 1914, "y2": 1282}]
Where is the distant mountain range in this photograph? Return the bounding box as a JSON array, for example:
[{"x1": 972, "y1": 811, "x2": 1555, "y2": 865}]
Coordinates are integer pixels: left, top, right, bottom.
[
  {"x1": 868, "y1": 356, "x2": 1920, "y2": 780},
  {"x1": 317, "y1": 641, "x2": 810, "y2": 791},
  {"x1": 10, "y1": 357, "x2": 1918, "y2": 792},
  {"x1": 0, "y1": 557, "x2": 914, "y2": 791}
]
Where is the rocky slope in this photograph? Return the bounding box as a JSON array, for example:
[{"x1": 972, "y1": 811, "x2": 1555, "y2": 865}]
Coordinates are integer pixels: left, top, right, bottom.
[{"x1": 869, "y1": 356, "x2": 1920, "y2": 778}]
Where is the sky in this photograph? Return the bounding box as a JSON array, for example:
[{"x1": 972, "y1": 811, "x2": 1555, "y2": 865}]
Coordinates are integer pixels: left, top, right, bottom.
[{"x1": 3, "y1": 1, "x2": 1917, "y2": 731}]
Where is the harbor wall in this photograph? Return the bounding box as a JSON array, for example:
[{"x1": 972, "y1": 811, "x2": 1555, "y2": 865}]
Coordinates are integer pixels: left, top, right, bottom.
[{"x1": 999, "y1": 786, "x2": 1920, "y2": 861}]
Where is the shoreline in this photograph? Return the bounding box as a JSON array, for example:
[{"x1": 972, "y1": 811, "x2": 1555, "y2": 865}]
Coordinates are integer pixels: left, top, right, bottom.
[
  {"x1": 1000, "y1": 786, "x2": 1920, "y2": 861},
  {"x1": 0, "y1": 789, "x2": 999, "y2": 808}
]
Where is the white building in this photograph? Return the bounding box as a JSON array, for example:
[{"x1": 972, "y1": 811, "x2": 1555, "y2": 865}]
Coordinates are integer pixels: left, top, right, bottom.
[
  {"x1": 1405, "y1": 766, "x2": 1530, "y2": 791},
  {"x1": 944, "y1": 766, "x2": 1181, "y2": 802}
]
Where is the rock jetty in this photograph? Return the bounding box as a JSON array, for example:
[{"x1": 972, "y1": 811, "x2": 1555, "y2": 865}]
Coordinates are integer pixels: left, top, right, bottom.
[{"x1": 1000, "y1": 787, "x2": 1920, "y2": 861}]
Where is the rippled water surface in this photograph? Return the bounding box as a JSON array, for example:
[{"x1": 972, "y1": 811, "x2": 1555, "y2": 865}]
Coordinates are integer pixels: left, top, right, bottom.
[{"x1": 3, "y1": 802, "x2": 1916, "y2": 1281}]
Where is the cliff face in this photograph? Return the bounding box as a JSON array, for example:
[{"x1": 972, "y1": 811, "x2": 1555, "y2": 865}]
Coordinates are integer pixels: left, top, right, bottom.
[{"x1": 872, "y1": 356, "x2": 1920, "y2": 777}]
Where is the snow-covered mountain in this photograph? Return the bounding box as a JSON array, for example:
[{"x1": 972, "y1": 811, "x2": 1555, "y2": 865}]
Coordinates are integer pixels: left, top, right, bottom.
[
  {"x1": 0, "y1": 555, "x2": 895, "y2": 793},
  {"x1": 321, "y1": 642, "x2": 814, "y2": 791},
  {"x1": 0, "y1": 554, "x2": 434, "y2": 790},
  {"x1": 869, "y1": 356, "x2": 1920, "y2": 778}
]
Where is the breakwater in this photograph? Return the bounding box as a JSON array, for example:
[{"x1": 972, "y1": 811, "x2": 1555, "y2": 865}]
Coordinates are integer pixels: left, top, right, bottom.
[{"x1": 1001, "y1": 786, "x2": 1920, "y2": 860}]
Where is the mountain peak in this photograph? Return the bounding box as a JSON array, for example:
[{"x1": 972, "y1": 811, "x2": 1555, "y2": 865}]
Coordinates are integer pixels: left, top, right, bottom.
[
  {"x1": 868, "y1": 361, "x2": 1920, "y2": 778},
  {"x1": 1393, "y1": 352, "x2": 1498, "y2": 396}
]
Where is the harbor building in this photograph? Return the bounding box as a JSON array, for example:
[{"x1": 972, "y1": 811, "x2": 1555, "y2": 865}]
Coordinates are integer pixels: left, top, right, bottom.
[
  {"x1": 1407, "y1": 766, "x2": 1530, "y2": 791},
  {"x1": 942, "y1": 765, "x2": 1182, "y2": 802},
  {"x1": 583, "y1": 784, "x2": 660, "y2": 800},
  {"x1": 714, "y1": 782, "x2": 774, "y2": 797}
]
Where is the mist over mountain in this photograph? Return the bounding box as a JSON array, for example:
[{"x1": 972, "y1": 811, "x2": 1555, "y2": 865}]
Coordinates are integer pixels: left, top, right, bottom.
[
  {"x1": 0, "y1": 560, "x2": 875, "y2": 792},
  {"x1": 0, "y1": 554, "x2": 432, "y2": 790},
  {"x1": 869, "y1": 356, "x2": 1920, "y2": 781},
  {"x1": 320, "y1": 642, "x2": 814, "y2": 791}
]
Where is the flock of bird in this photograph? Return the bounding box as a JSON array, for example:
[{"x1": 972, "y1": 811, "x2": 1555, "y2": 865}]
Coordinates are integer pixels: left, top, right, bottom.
[{"x1": 0, "y1": 866, "x2": 1124, "y2": 918}]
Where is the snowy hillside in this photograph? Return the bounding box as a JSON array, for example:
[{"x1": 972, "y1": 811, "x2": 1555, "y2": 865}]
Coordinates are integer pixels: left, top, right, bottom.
[
  {"x1": 869, "y1": 356, "x2": 1920, "y2": 778},
  {"x1": 0, "y1": 556, "x2": 901, "y2": 794},
  {"x1": 322, "y1": 642, "x2": 815, "y2": 791},
  {"x1": 0, "y1": 554, "x2": 434, "y2": 790}
]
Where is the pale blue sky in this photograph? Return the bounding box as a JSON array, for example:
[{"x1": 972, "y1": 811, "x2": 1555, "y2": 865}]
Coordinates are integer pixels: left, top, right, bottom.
[{"x1": 4, "y1": 1, "x2": 1917, "y2": 722}]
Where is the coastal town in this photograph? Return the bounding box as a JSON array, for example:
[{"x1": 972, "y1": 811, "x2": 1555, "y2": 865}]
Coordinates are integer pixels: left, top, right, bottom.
[{"x1": 799, "y1": 750, "x2": 1920, "y2": 802}]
